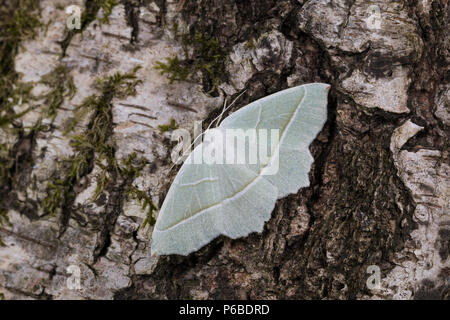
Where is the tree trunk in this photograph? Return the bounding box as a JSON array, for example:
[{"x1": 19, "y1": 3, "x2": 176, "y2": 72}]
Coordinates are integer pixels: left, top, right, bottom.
[{"x1": 0, "y1": 0, "x2": 448, "y2": 300}]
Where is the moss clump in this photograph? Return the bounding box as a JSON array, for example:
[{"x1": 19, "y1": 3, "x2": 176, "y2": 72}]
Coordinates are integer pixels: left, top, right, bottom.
[
  {"x1": 0, "y1": 0, "x2": 41, "y2": 128},
  {"x1": 96, "y1": 0, "x2": 119, "y2": 24},
  {"x1": 43, "y1": 66, "x2": 158, "y2": 225},
  {"x1": 154, "y1": 32, "x2": 227, "y2": 94},
  {"x1": 120, "y1": 152, "x2": 144, "y2": 178},
  {"x1": 154, "y1": 56, "x2": 190, "y2": 84},
  {"x1": 40, "y1": 67, "x2": 157, "y2": 226},
  {"x1": 0, "y1": 144, "x2": 14, "y2": 184},
  {"x1": 244, "y1": 39, "x2": 256, "y2": 49},
  {"x1": 0, "y1": 81, "x2": 35, "y2": 128},
  {"x1": 128, "y1": 185, "x2": 157, "y2": 229},
  {"x1": 92, "y1": 161, "x2": 112, "y2": 201},
  {"x1": 0, "y1": 209, "x2": 9, "y2": 225},
  {"x1": 42, "y1": 67, "x2": 142, "y2": 216},
  {"x1": 0, "y1": 64, "x2": 75, "y2": 129},
  {"x1": 0, "y1": 208, "x2": 11, "y2": 246},
  {"x1": 187, "y1": 32, "x2": 225, "y2": 83},
  {"x1": 158, "y1": 118, "x2": 178, "y2": 133},
  {"x1": 121, "y1": 152, "x2": 157, "y2": 228},
  {"x1": 0, "y1": 0, "x2": 41, "y2": 245},
  {"x1": 41, "y1": 180, "x2": 67, "y2": 217},
  {"x1": 39, "y1": 65, "x2": 77, "y2": 119},
  {"x1": 2, "y1": 0, "x2": 41, "y2": 41},
  {"x1": 95, "y1": 67, "x2": 143, "y2": 98}
]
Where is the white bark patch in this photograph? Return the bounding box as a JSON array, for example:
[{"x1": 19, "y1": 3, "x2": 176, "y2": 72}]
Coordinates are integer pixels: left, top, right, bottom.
[
  {"x1": 390, "y1": 120, "x2": 424, "y2": 160},
  {"x1": 341, "y1": 68, "x2": 411, "y2": 113},
  {"x1": 366, "y1": 123, "x2": 449, "y2": 299}
]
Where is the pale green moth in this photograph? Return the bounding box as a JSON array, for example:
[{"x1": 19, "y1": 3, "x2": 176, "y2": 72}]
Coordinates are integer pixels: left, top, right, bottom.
[{"x1": 151, "y1": 83, "x2": 330, "y2": 256}]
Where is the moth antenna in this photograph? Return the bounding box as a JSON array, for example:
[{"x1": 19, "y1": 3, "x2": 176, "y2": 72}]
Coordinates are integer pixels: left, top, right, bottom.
[
  {"x1": 212, "y1": 95, "x2": 228, "y2": 128},
  {"x1": 214, "y1": 89, "x2": 247, "y2": 127},
  {"x1": 167, "y1": 89, "x2": 246, "y2": 172}
]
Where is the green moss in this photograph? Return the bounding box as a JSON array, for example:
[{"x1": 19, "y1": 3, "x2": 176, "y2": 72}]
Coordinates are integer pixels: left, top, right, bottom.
[
  {"x1": 127, "y1": 185, "x2": 157, "y2": 229},
  {"x1": 0, "y1": 208, "x2": 11, "y2": 227},
  {"x1": 42, "y1": 67, "x2": 143, "y2": 216},
  {"x1": 3, "y1": 0, "x2": 41, "y2": 41},
  {"x1": 186, "y1": 32, "x2": 228, "y2": 93},
  {"x1": 0, "y1": 64, "x2": 75, "y2": 128},
  {"x1": 92, "y1": 161, "x2": 111, "y2": 201},
  {"x1": 66, "y1": 148, "x2": 91, "y2": 181},
  {"x1": 244, "y1": 39, "x2": 256, "y2": 49},
  {"x1": 0, "y1": 81, "x2": 35, "y2": 128},
  {"x1": 171, "y1": 22, "x2": 179, "y2": 36},
  {"x1": 0, "y1": 0, "x2": 41, "y2": 128},
  {"x1": 158, "y1": 118, "x2": 178, "y2": 133},
  {"x1": 0, "y1": 208, "x2": 11, "y2": 247},
  {"x1": 154, "y1": 32, "x2": 227, "y2": 94},
  {"x1": 55, "y1": 3, "x2": 65, "y2": 10},
  {"x1": 95, "y1": 66, "x2": 143, "y2": 98},
  {"x1": 41, "y1": 180, "x2": 67, "y2": 216},
  {"x1": 0, "y1": 144, "x2": 13, "y2": 183},
  {"x1": 39, "y1": 65, "x2": 77, "y2": 119},
  {"x1": 120, "y1": 152, "x2": 144, "y2": 179},
  {"x1": 154, "y1": 57, "x2": 190, "y2": 84},
  {"x1": 0, "y1": 17, "x2": 76, "y2": 223},
  {"x1": 0, "y1": 1, "x2": 42, "y2": 245},
  {"x1": 120, "y1": 153, "x2": 157, "y2": 228},
  {"x1": 63, "y1": 96, "x2": 96, "y2": 134},
  {"x1": 96, "y1": 0, "x2": 119, "y2": 24}
]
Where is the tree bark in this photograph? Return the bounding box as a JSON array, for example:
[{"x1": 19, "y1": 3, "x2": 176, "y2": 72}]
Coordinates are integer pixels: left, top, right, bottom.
[{"x1": 0, "y1": 0, "x2": 448, "y2": 300}]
